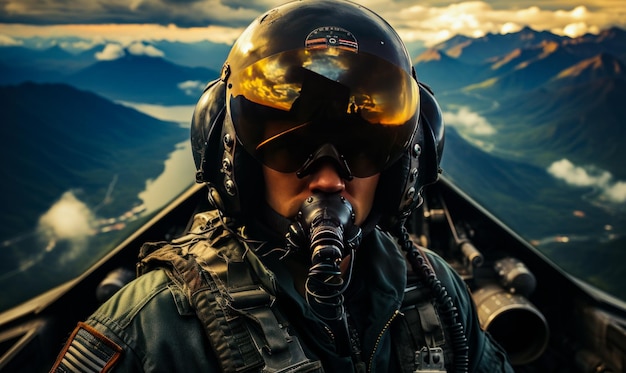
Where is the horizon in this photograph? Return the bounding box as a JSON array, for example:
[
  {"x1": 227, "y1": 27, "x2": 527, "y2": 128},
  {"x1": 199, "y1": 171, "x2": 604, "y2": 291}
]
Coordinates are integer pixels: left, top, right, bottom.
[{"x1": 1, "y1": 1, "x2": 625, "y2": 50}]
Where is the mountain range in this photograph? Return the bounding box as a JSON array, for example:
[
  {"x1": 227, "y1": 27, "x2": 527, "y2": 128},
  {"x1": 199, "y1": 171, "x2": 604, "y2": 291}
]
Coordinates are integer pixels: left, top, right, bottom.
[
  {"x1": 414, "y1": 26, "x2": 626, "y2": 298},
  {"x1": 64, "y1": 54, "x2": 217, "y2": 104},
  {"x1": 416, "y1": 26, "x2": 626, "y2": 177},
  {"x1": 416, "y1": 26, "x2": 626, "y2": 94},
  {"x1": 0, "y1": 41, "x2": 221, "y2": 104},
  {"x1": 1, "y1": 26, "x2": 625, "y2": 299},
  {"x1": 0, "y1": 82, "x2": 188, "y2": 241}
]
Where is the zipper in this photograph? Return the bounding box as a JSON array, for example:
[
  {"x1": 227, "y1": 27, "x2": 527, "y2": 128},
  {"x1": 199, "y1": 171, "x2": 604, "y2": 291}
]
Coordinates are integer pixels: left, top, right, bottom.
[
  {"x1": 367, "y1": 310, "x2": 401, "y2": 372},
  {"x1": 323, "y1": 324, "x2": 335, "y2": 344}
]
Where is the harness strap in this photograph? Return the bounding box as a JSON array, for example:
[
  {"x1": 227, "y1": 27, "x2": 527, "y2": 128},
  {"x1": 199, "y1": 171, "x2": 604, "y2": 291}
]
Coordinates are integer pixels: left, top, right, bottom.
[
  {"x1": 392, "y1": 246, "x2": 452, "y2": 372},
  {"x1": 137, "y1": 210, "x2": 323, "y2": 373},
  {"x1": 138, "y1": 242, "x2": 265, "y2": 373},
  {"x1": 136, "y1": 211, "x2": 453, "y2": 372},
  {"x1": 417, "y1": 301, "x2": 446, "y2": 348}
]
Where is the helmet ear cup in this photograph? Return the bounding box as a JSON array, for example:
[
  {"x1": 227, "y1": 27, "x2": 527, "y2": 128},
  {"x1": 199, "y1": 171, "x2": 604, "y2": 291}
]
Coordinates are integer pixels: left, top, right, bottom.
[
  {"x1": 417, "y1": 83, "x2": 445, "y2": 188},
  {"x1": 216, "y1": 114, "x2": 264, "y2": 217},
  {"x1": 190, "y1": 78, "x2": 264, "y2": 217},
  {"x1": 191, "y1": 79, "x2": 229, "y2": 211},
  {"x1": 376, "y1": 82, "x2": 445, "y2": 230},
  {"x1": 191, "y1": 79, "x2": 226, "y2": 182}
]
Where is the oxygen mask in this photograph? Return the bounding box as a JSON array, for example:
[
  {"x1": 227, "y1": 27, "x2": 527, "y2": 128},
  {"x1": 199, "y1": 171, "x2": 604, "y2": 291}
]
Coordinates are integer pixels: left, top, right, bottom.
[{"x1": 285, "y1": 193, "x2": 362, "y2": 321}]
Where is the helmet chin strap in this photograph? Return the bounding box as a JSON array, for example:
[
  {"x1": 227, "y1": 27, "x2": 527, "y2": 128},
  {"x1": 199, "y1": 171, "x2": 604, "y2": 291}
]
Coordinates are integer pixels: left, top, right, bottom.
[{"x1": 285, "y1": 193, "x2": 362, "y2": 356}]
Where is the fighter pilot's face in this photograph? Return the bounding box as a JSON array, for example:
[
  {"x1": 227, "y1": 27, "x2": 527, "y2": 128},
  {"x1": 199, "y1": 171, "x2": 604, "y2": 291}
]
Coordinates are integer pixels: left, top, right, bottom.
[{"x1": 263, "y1": 162, "x2": 379, "y2": 226}]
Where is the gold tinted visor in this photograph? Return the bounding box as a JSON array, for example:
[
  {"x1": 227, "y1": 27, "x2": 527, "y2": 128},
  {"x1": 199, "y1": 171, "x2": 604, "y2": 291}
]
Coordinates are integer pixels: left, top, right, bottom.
[{"x1": 228, "y1": 48, "x2": 419, "y2": 177}]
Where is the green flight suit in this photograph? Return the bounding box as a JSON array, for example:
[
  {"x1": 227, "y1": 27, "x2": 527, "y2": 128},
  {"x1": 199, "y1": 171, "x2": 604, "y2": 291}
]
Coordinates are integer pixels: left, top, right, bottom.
[{"x1": 51, "y1": 210, "x2": 513, "y2": 372}]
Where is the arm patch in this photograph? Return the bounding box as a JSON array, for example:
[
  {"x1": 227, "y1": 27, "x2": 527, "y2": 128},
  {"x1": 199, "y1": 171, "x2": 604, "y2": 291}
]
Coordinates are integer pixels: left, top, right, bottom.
[{"x1": 51, "y1": 322, "x2": 122, "y2": 373}]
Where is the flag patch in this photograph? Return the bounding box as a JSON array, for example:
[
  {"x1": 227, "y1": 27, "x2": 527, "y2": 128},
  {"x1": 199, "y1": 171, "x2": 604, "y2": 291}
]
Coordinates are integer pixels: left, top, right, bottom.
[
  {"x1": 305, "y1": 26, "x2": 358, "y2": 53},
  {"x1": 51, "y1": 322, "x2": 122, "y2": 373}
]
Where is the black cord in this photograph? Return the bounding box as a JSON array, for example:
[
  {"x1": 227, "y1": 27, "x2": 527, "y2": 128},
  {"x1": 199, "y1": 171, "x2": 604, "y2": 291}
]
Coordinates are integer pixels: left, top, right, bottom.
[{"x1": 394, "y1": 222, "x2": 470, "y2": 373}]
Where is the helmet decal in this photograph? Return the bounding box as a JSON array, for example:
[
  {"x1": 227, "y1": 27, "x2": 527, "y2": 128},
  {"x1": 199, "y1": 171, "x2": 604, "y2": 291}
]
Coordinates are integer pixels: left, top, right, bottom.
[{"x1": 305, "y1": 27, "x2": 358, "y2": 53}]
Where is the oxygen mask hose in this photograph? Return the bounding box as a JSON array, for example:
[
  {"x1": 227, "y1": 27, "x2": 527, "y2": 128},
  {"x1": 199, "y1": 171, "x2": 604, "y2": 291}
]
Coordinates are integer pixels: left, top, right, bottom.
[{"x1": 286, "y1": 193, "x2": 362, "y2": 321}]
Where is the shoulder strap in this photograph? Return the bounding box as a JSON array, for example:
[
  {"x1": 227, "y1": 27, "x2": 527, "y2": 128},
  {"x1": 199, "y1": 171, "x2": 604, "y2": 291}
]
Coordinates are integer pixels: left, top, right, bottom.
[
  {"x1": 137, "y1": 211, "x2": 323, "y2": 373},
  {"x1": 392, "y1": 246, "x2": 451, "y2": 372},
  {"x1": 138, "y1": 241, "x2": 265, "y2": 373}
]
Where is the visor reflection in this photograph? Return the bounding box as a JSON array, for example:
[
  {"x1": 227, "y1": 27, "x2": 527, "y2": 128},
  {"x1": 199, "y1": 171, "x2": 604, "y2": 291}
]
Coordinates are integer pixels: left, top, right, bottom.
[{"x1": 228, "y1": 48, "x2": 419, "y2": 177}]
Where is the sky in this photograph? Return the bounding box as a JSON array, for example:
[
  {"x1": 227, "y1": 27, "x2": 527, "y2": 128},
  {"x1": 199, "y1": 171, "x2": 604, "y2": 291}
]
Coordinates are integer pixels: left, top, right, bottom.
[
  {"x1": 1, "y1": 0, "x2": 625, "y2": 48},
  {"x1": 4, "y1": 0, "x2": 626, "y2": 242}
]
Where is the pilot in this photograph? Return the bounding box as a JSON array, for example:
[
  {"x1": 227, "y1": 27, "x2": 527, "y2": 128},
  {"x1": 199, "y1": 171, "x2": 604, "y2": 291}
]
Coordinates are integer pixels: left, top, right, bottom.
[{"x1": 51, "y1": 1, "x2": 513, "y2": 372}]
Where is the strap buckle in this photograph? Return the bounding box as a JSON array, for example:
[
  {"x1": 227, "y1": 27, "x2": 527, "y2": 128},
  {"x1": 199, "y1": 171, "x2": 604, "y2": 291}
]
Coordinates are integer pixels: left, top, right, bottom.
[{"x1": 415, "y1": 346, "x2": 446, "y2": 372}]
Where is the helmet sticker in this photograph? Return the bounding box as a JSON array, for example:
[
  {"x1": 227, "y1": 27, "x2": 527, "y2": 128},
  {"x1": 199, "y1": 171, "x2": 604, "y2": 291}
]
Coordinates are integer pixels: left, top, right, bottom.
[{"x1": 305, "y1": 27, "x2": 358, "y2": 53}]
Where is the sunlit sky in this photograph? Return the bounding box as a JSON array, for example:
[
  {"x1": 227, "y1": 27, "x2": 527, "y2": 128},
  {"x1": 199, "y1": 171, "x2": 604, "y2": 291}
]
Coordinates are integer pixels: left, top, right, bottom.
[{"x1": 1, "y1": 1, "x2": 625, "y2": 48}]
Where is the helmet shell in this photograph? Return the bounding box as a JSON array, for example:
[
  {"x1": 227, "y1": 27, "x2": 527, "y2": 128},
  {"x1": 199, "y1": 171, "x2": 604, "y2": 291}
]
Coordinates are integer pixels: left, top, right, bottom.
[
  {"x1": 191, "y1": 0, "x2": 444, "y2": 225},
  {"x1": 225, "y1": 0, "x2": 413, "y2": 77}
]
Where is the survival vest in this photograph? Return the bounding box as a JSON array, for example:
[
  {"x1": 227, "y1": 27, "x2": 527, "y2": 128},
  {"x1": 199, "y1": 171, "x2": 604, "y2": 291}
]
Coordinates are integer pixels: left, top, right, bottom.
[{"x1": 137, "y1": 210, "x2": 452, "y2": 372}]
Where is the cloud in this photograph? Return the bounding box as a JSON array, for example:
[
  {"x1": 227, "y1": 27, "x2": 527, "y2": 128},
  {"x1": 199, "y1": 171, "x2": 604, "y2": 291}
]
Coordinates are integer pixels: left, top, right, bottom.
[
  {"x1": 547, "y1": 159, "x2": 610, "y2": 187},
  {"x1": 604, "y1": 181, "x2": 626, "y2": 203},
  {"x1": 603, "y1": 181, "x2": 626, "y2": 203},
  {"x1": 0, "y1": 0, "x2": 263, "y2": 27},
  {"x1": 443, "y1": 106, "x2": 496, "y2": 135},
  {"x1": 36, "y1": 191, "x2": 97, "y2": 264},
  {"x1": 547, "y1": 159, "x2": 626, "y2": 203},
  {"x1": 38, "y1": 191, "x2": 95, "y2": 242},
  {"x1": 95, "y1": 43, "x2": 125, "y2": 60},
  {"x1": 59, "y1": 39, "x2": 99, "y2": 51},
  {"x1": 177, "y1": 80, "x2": 205, "y2": 96},
  {"x1": 0, "y1": 23, "x2": 244, "y2": 46},
  {"x1": 127, "y1": 41, "x2": 164, "y2": 57},
  {"x1": 0, "y1": 1, "x2": 625, "y2": 47},
  {"x1": 94, "y1": 41, "x2": 165, "y2": 60},
  {"x1": 375, "y1": 2, "x2": 626, "y2": 46}
]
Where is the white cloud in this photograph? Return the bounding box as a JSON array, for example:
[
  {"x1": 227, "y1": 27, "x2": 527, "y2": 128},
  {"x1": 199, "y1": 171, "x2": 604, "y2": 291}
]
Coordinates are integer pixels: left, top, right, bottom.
[
  {"x1": 443, "y1": 106, "x2": 496, "y2": 135},
  {"x1": 547, "y1": 159, "x2": 625, "y2": 204},
  {"x1": 38, "y1": 191, "x2": 95, "y2": 242},
  {"x1": 547, "y1": 159, "x2": 609, "y2": 187},
  {"x1": 36, "y1": 191, "x2": 97, "y2": 265},
  {"x1": 95, "y1": 43, "x2": 125, "y2": 60},
  {"x1": 374, "y1": 2, "x2": 626, "y2": 46},
  {"x1": 560, "y1": 21, "x2": 599, "y2": 38},
  {"x1": 59, "y1": 39, "x2": 98, "y2": 51},
  {"x1": 127, "y1": 42, "x2": 164, "y2": 57},
  {"x1": 94, "y1": 41, "x2": 165, "y2": 60},
  {"x1": 602, "y1": 181, "x2": 626, "y2": 203},
  {"x1": 177, "y1": 80, "x2": 206, "y2": 96},
  {"x1": 1, "y1": 2, "x2": 624, "y2": 47}
]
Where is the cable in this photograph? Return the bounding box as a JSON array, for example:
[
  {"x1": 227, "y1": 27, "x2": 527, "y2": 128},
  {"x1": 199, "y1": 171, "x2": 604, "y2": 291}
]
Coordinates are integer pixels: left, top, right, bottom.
[{"x1": 395, "y1": 222, "x2": 470, "y2": 373}]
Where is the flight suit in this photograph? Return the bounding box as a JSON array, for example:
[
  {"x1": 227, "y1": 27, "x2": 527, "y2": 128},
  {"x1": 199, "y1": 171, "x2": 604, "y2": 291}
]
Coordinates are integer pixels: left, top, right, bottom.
[{"x1": 51, "y1": 210, "x2": 513, "y2": 372}]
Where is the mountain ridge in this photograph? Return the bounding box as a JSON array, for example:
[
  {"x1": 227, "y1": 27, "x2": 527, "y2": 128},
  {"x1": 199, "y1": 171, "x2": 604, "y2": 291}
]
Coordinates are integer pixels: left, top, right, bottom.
[
  {"x1": 65, "y1": 54, "x2": 218, "y2": 104},
  {"x1": 0, "y1": 42, "x2": 222, "y2": 104},
  {"x1": 436, "y1": 26, "x2": 568, "y2": 65},
  {"x1": 0, "y1": 82, "x2": 189, "y2": 241},
  {"x1": 415, "y1": 26, "x2": 626, "y2": 178}
]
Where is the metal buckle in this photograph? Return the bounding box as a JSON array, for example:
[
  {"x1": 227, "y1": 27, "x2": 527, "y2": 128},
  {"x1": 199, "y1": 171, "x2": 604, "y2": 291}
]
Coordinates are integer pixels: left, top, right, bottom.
[{"x1": 415, "y1": 346, "x2": 446, "y2": 372}]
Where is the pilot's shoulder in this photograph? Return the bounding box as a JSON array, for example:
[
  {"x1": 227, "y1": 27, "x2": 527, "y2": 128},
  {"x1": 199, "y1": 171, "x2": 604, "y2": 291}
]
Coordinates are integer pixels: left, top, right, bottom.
[
  {"x1": 416, "y1": 246, "x2": 469, "y2": 296},
  {"x1": 52, "y1": 268, "x2": 215, "y2": 372},
  {"x1": 90, "y1": 268, "x2": 191, "y2": 330},
  {"x1": 51, "y1": 270, "x2": 187, "y2": 372}
]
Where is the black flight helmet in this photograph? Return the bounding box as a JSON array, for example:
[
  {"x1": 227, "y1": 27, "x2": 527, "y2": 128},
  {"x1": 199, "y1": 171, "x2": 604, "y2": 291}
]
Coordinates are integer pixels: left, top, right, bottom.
[{"x1": 191, "y1": 0, "x2": 445, "y2": 227}]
